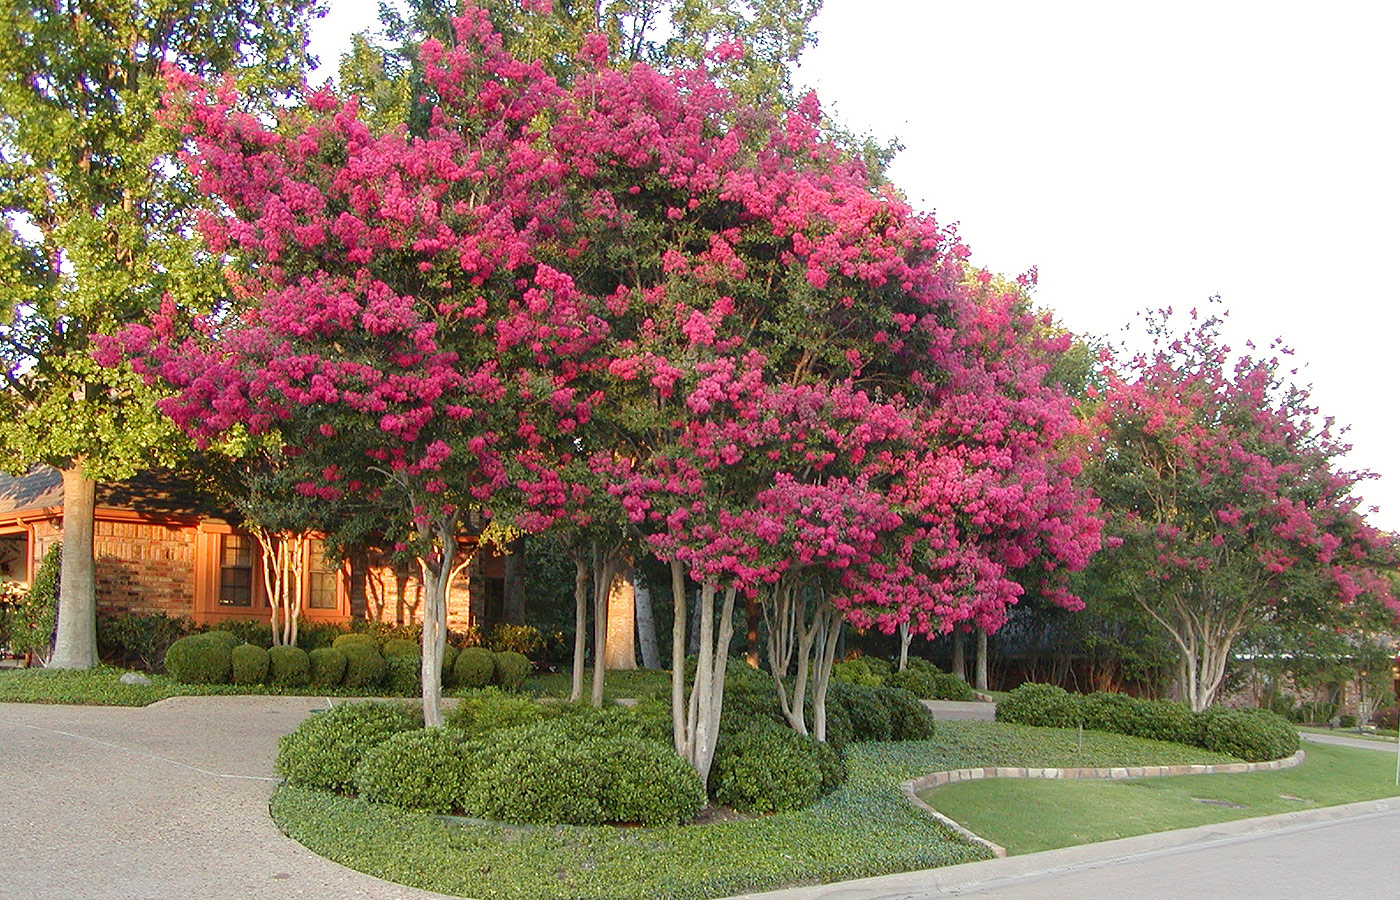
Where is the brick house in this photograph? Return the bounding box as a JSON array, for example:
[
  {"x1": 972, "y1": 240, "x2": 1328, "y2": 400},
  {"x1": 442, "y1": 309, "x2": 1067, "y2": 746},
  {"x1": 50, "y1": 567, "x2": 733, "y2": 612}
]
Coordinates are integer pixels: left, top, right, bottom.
[{"x1": 0, "y1": 466, "x2": 522, "y2": 632}]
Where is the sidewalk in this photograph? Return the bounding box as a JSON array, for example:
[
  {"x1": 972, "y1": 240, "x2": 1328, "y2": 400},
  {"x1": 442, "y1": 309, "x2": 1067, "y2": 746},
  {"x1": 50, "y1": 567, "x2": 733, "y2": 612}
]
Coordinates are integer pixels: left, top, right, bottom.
[{"x1": 1299, "y1": 730, "x2": 1400, "y2": 752}]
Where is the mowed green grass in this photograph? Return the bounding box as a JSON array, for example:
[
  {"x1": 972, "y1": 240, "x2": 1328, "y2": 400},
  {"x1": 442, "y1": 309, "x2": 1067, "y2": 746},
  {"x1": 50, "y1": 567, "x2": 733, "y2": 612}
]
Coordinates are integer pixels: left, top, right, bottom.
[{"x1": 922, "y1": 740, "x2": 1400, "y2": 854}]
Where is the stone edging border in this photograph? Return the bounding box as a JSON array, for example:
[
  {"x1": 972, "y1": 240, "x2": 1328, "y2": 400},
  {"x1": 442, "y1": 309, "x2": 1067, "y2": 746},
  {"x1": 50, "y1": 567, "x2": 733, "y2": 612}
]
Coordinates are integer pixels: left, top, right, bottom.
[{"x1": 900, "y1": 749, "x2": 1307, "y2": 858}]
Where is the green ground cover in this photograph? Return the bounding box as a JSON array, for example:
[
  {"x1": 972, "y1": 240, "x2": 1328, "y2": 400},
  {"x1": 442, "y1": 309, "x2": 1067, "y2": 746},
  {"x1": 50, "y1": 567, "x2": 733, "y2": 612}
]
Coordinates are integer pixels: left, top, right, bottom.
[
  {"x1": 523, "y1": 668, "x2": 675, "y2": 702},
  {"x1": 270, "y1": 721, "x2": 1236, "y2": 900},
  {"x1": 922, "y1": 739, "x2": 1400, "y2": 854},
  {"x1": 0, "y1": 665, "x2": 428, "y2": 706}
]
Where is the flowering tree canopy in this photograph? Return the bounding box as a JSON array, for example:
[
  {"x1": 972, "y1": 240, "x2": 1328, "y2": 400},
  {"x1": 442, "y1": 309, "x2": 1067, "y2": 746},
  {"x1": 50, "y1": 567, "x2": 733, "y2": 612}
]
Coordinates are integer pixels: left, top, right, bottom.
[
  {"x1": 108, "y1": 3, "x2": 1102, "y2": 747},
  {"x1": 1088, "y1": 304, "x2": 1397, "y2": 711}
]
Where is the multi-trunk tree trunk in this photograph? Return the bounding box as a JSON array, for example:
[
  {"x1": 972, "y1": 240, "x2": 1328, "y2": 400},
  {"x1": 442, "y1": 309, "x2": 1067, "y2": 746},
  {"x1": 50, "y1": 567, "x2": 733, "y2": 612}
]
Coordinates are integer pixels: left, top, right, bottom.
[
  {"x1": 669, "y1": 561, "x2": 735, "y2": 784},
  {"x1": 764, "y1": 580, "x2": 841, "y2": 740},
  {"x1": 253, "y1": 529, "x2": 307, "y2": 648}
]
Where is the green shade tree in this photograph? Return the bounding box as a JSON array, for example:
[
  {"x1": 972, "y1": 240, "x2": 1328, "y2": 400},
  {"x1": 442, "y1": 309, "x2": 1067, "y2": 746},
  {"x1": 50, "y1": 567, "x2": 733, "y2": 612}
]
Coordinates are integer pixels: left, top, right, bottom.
[{"x1": 0, "y1": 0, "x2": 322, "y2": 668}]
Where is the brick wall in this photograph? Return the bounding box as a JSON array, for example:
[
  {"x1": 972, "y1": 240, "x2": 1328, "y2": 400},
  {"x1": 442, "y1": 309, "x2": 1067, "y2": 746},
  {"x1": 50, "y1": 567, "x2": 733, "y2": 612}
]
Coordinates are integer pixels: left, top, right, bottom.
[{"x1": 93, "y1": 519, "x2": 198, "y2": 618}]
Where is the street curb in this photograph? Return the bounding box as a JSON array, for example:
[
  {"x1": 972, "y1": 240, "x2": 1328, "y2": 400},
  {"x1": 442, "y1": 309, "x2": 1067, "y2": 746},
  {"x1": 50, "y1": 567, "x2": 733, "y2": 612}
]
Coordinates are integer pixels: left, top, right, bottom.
[{"x1": 899, "y1": 749, "x2": 1306, "y2": 858}]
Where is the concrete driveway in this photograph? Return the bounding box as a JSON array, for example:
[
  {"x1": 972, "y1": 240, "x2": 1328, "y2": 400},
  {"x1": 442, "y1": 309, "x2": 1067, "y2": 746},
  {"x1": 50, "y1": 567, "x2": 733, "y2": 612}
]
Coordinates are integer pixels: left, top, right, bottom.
[{"x1": 0, "y1": 696, "x2": 452, "y2": 900}]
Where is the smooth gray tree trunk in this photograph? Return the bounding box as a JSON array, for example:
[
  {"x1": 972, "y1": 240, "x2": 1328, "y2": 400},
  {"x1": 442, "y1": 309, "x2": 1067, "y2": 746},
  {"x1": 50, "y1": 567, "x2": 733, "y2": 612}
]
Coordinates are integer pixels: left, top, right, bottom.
[
  {"x1": 634, "y1": 574, "x2": 661, "y2": 670},
  {"x1": 49, "y1": 462, "x2": 96, "y2": 669},
  {"x1": 951, "y1": 630, "x2": 966, "y2": 682},
  {"x1": 975, "y1": 629, "x2": 989, "y2": 691}
]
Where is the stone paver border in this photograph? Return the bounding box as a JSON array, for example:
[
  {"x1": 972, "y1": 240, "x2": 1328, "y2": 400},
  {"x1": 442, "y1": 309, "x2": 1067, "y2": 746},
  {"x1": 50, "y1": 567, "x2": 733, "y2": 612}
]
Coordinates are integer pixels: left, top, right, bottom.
[{"x1": 901, "y1": 749, "x2": 1307, "y2": 857}]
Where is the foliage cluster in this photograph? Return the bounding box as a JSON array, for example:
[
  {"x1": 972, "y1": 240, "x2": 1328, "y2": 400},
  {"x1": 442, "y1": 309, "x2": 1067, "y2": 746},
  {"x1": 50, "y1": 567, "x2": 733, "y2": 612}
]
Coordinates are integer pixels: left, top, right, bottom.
[
  {"x1": 6, "y1": 544, "x2": 61, "y2": 661},
  {"x1": 275, "y1": 701, "x2": 422, "y2": 792},
  {"x1": 996, "y1": 683, "x2": 1299, "y2": 762}
]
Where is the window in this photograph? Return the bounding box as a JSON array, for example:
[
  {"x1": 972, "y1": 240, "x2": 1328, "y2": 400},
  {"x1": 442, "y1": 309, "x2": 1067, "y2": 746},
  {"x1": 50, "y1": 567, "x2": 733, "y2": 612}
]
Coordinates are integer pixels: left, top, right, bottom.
[
  {"x1": 218, "y1": 534, "x2": 254, "y2": 606},
  {"x1": 307, "y1": 540, "x2": 339, "y2": 610}
]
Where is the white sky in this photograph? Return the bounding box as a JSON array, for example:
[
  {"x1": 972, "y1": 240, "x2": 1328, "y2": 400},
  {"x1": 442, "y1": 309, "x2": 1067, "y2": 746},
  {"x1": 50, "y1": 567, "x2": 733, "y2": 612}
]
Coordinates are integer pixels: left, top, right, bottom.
[{"x1": 308, "y1": 1, "x2": 1400, "y2": 529}]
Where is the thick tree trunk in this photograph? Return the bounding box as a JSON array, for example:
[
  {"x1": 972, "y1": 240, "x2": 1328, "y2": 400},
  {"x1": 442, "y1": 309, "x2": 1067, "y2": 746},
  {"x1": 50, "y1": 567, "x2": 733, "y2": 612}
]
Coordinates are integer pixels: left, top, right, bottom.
[
  {"x1": 951, "y1": 630, "x2": 966, "y2": 682},
  {"x1": 49, "y1": 463, "x2": 96, "y2": 669},
  {"x1": 604, "y1": 568, "x2": 637, "y2": 670},
  {"x1": 975, "y1": 629, "x2": 989, "y2": 692},
  {"x1": 634, "y1": 574, "x2": 661, "y2": 670}
]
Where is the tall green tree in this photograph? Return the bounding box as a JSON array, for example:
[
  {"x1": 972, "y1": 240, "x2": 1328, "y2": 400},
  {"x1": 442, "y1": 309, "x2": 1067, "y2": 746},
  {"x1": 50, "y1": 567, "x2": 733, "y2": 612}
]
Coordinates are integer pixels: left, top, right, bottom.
[{"x1": 0, "y1": 0, "x2": 321, "y2": 668}]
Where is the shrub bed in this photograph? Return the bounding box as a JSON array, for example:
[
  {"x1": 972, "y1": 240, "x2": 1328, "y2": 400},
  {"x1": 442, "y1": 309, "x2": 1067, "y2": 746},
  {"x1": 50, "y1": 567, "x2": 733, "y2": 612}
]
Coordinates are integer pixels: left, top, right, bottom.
[
  {"x1": 454, "y1": 647, "x2": 496, "y2": 689},
  {"x1": 353, "y1": 727, "x2": 473, "y2": 813},
  {"x1": 709, "y1": 724, "x2": 841, "y2": 813},
  {"x1": 309, "y1": 646, "x2": 347, "y2": 687},
  {"x1": 997, "y1": 683, "x2": 1299, "y2": 761},
  {"x1": 446, "y1": 688, "x2": 556, "y2": 739},
  {"x1": 275, "y1": 701, "x2": 421, "y2": 792},
  {"x1": 340, "y1": 643, "x2": 387, "y2": 689},
  {"x1": 492, "y1": 650, "x2": 532, "y2": 691}
]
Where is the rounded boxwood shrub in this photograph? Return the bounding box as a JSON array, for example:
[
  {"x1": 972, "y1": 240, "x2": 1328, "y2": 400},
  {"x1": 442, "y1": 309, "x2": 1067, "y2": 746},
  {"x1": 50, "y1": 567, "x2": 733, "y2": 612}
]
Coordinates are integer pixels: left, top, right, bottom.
[
  {"x1": 492, "y1": 650, "x2": 532, "y2": 691},
  {"x1": 332, "y1": 633, "x2": 379, "y2": 651},
  {"x1": 353, "y1": 727, "x2": 473, "y2": 812},
  {"x1": 446, "y1": 687, "x2": 554, "y2": 739},
  {"x1": 340, "y1": 642, "x2": 387, "y2": 689},
  {"x1": 463, "y1": 721, "x2": 703, "y2": 826},
  {"x1": 877, "y1": 686, "x2": 937, "y2": 740},
  {"x1": 308, "y1": 646, "x2": 347, "y2": 687},
  {"x1": 441, "y1": 644, "x2": 460, "y2": 686},
  {"x1": 996, "y1": 682, "x2": 1082, "y2": 728},
  {"x1": 1078, "y1": 691, "x2": 1143, "y2": 735},
  {"x1": 202, "y1": 630, "x2": 241, "y2": 651},
  {"x1": 932, "y1": 672, "x2": 976, "y2": 702},
  {"x1": 831, "y1": 658, "x2": 883, "y2": 687},
  {"x1": 885, "y1": 667, "x2": 938, "y2": 699},
  {"x1": 382, "y1": 638, "x2": 420, "y2": 659},
  {"x1": 1131, "y1": 699, "x2": 1195, "y2": 745},
  {"x1": 453, "y1": 647, "x2": 496, "y2": 689},
  {"x1": 828, "y1": 682, "x2": 892, "y2": 742},
  {"x1": 163, "y1": 632, "x2": 234, "y2": 684},
  {"x1": 275, "y1": 700, "x2": 421, "y2": 792},
  {"x1": 230, "y1": 643, "x2": 270, "y2": 685},
  {"x1": 1193, "y1": 706, "x2": 1299, "y2": 762},
  {"x1": 267, "y1": 645, "x2": 311, "y2": 688},
  {"x1": 709, "y1": 725, "x2": 829, "y2": 813},
  {"x1": 385, "y1": 654, "x2": 421, "y2": 696}
]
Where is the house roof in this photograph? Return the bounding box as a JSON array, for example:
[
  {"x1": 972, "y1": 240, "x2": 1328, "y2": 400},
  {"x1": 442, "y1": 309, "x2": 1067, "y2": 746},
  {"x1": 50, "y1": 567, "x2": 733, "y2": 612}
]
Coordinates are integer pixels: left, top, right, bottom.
[{"x1": 0, "y1": 466, "x2": 231, "y2": 521}]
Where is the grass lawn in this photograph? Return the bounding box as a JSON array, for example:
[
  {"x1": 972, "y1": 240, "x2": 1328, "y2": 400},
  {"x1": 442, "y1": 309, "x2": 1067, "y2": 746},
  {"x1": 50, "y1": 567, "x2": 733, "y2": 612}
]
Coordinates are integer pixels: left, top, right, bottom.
[
  {"x1": 270, "y1": 721, "x2": 1236, "y2": 900},
  {"x1": 922, "y1": 739, "x2": 1400, "y2": 855},
  {"x1": 0, "y1": 664, "x2": 428, "y2": 705},
  {"x1": 524, "y1": 667, "x2": 675, "y2": 702}
]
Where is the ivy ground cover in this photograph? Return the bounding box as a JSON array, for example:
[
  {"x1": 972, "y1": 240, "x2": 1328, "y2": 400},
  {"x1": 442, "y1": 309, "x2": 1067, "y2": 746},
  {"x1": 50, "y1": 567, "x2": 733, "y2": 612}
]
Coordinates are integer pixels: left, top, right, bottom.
[{"x1": 270, "y1": 721, "x2": 1235, "y2": 900}]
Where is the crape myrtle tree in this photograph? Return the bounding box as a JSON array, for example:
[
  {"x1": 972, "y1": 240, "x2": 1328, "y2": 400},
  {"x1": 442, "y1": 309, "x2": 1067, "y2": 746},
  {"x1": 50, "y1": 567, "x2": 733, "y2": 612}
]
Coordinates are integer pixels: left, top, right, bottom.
[
  {"x1": 0, "y1": 0, "x2": 320, "y2": 669},
  {"x1": 1088, "y1": 304, "x2": 1397, "y2": 711},
  {"x1": 105, "y1": 11, "x2": 609, "y2": 726},
  {"x1": 112, "y1": 4, "x2": 1101, "y2": 766}
]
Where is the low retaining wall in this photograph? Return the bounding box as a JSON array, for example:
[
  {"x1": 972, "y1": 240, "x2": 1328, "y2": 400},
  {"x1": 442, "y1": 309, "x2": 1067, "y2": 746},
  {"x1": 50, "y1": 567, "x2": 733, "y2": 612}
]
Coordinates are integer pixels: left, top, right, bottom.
[{"x1": 902, "y1": 749, "x2": 1307, "y2": 858}]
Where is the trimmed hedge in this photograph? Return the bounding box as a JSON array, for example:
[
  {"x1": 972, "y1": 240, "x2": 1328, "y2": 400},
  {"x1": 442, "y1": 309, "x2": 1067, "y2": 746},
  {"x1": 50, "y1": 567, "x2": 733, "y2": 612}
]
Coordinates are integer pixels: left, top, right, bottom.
[
  {"x1": 268, "y1": 645, "x2": 311, "y2": 688},
  {"x1": 340, "y1": 642, "x2": 387, "y2": 689},
  {"x1": 997, "y1": 683, "x2": 1299, "y2": 762},
  {"x1": 353, "y1": 727, "x2": 473, "y2": 813},
  {"x1": 163, "y1": 632, "x2": 234, "y2": 684},
  {"x1": 309, "y1": 646, "x2": 347, "y2": 687},
  {"x1": 828, "y1": 682, "x2": 891, "y2": 741},
  {"x1": 453, "y1": 647, "x2": 496, "y2": 689},
  {"x1": 275, "y1": 701, "x2": 420, "y2": 792},
  {"x1": 446, "y1": 687, "x2": 555, "y2": 739},
  {"x1": 879, "y1": 686, "x2": 937, "y2": 740},
  {"x1": 1194, "y1": 706, "x2": 1300, "y2": 762},
  {"x1": 441, "y1": 644, "x2": 460, "y2": 686},
  {"x1": 995, "y1": 683, "x2": 1082, "y2": 728},
  {"x1": 332, "y1": 633, "x2": 379, "y2": 651},
  {"x1": 832, "y1": 658, "x2": 884, "y2": 687},
  {"x1": 492, "y1": 650, "x2": 532, "y2": 691},
  {"x1": 384, "y1": 655, "x2": 421, "y2": 696},
  {"x1": 230, "y1": 643, "x2": 270, "y2": 685},
  {"x1": 710, "y1": 725, "x2": 839, "y2": 813},
  {"x1": 382, "y1": 638, "x2": 420, "y2": 659},
  {"x1": 462, "y1": 720, "x2": 704, "y2": 826}
]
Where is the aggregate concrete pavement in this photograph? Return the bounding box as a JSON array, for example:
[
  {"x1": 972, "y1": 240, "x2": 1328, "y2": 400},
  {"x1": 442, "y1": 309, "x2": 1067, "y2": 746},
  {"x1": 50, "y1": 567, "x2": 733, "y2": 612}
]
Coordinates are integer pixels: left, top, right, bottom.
[
  {"x1": 0, "y1": 696, "x2": 454, "y2": 900},
  {"x1": 1299, "y1": 729, "x2": 1400, "y2": 752},
  {"x1": 920, "y1": 700, "x2": 995, "y2": 722}
]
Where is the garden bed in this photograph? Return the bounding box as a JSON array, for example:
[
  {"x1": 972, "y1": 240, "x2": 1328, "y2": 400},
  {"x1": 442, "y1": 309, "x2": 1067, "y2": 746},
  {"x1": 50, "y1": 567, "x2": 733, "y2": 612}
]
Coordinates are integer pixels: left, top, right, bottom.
[{"x1": 270, "y1": 721, "x2": 1237, "y2": 900}]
